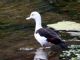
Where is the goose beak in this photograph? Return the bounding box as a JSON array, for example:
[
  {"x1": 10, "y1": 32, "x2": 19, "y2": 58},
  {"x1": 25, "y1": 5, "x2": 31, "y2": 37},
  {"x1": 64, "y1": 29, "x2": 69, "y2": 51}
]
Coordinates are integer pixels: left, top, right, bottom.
[{"x1": 26, "y1": 17, "x2": 31, "y2": 20}]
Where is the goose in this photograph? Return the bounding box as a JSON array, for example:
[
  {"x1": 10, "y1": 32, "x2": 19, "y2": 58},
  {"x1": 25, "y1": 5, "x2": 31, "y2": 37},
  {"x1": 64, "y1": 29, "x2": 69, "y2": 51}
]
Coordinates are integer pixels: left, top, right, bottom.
[{"x1": 26, "y1": 11, "x2": 67, "y2": 49}]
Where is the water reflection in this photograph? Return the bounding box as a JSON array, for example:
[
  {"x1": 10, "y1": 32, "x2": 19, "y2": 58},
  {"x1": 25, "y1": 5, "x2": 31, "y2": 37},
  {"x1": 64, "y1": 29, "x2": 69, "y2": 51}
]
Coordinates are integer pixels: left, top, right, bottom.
[
  {"x1": 34, "y1": 47, "x2": 48, "y2": 60},
  {"x1": 19, "y1": 46, "x2": 61, "y2": 60},
  {"x1": 19, "y1": 47, "x2": 48, "y2": 60}
]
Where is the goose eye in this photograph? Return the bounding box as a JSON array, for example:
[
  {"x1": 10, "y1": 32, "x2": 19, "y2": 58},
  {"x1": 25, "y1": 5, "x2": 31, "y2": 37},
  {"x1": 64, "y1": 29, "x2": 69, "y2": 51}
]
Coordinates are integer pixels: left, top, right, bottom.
[{"x1": 32, "y1": 14, "x2": 34, "y2": 16}]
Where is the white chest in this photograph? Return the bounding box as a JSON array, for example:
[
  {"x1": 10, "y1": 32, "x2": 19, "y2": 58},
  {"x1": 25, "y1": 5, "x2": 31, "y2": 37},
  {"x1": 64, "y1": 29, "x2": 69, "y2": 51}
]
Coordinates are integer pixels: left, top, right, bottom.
[{"x1": 34, "y1": 33, "x2": 48, "y2": 46}]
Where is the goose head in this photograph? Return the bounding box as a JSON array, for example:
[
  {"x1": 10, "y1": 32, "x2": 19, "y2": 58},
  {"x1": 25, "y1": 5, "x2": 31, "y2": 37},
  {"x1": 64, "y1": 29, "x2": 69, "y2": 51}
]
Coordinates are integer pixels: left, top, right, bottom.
[{"x1": 26, "y1": 11, "x2": 41, "y2": 21}]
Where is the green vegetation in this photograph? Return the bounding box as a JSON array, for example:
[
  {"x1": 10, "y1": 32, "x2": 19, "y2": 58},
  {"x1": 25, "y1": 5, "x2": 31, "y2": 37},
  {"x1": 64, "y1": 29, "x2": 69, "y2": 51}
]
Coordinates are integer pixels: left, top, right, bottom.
[
  {"x1": 50, "y1": 0, "x2": 80, "y2": 22},
  {"x1": 60, "y1": 45, "x2": 80, "y2": 60}
]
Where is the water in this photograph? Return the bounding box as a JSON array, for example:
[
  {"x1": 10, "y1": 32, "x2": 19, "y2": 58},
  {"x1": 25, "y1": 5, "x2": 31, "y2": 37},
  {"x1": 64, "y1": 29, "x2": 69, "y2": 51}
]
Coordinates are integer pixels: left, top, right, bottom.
[
  {"x1": 19, "y1": 47, "x2": 49, "y2": 60},
  {"x1": 34, "y1": 47, "x2": 48, "y2": 60}
]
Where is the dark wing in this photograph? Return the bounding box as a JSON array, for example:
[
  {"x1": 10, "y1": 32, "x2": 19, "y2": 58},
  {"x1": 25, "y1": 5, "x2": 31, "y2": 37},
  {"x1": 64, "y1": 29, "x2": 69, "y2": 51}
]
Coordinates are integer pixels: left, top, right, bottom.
[
  {"x1": 36, "y1": 28, "x2": 62, "y2": 44},
  {"x1": 48, "y1": 27, "x2": 60, "y2": 34}
]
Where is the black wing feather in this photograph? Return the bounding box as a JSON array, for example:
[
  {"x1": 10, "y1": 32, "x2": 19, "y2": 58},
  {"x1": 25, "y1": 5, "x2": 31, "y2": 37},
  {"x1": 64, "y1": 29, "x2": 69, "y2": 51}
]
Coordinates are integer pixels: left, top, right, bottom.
[{"x1": 36, "y1": 28, "x2": 62, "y2": 44}]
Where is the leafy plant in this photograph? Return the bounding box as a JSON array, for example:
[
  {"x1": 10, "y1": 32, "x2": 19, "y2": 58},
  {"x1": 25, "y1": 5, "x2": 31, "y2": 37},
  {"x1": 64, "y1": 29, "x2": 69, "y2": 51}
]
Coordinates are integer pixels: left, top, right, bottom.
[{"x1": 60, "y1": 45, "x2": 80, "y2": 60}]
